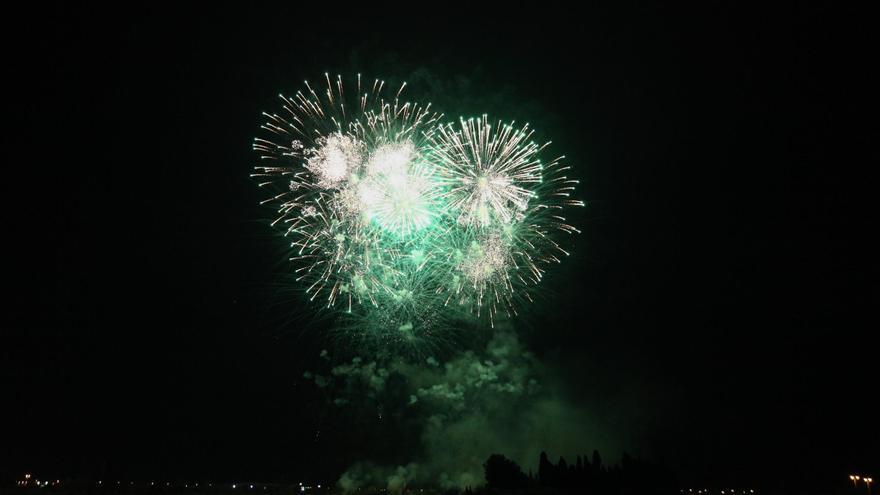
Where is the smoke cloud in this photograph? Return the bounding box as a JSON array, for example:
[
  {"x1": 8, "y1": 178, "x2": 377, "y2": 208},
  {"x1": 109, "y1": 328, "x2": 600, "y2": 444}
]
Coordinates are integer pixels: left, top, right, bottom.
[{"x1": 306, "y1": 323, "x2": 619, "y2": 492}]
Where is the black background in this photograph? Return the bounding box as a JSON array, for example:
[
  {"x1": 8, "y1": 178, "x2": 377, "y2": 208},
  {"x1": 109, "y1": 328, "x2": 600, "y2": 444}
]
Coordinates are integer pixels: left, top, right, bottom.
[{"x1": 4, "y1": 3, "x2": 877, "y2": 491}]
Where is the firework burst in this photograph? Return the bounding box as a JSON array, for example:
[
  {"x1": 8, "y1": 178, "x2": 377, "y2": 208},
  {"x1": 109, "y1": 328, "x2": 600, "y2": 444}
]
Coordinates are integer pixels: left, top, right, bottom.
[{"x1": 253, "y1": 75, "x2": 582, "y2": 341}]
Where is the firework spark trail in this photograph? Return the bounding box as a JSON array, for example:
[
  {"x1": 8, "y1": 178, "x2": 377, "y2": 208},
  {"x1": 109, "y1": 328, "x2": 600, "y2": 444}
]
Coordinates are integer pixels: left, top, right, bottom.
[{"x1": 253, "y1": 76, "x2": 583, "y2": 342}]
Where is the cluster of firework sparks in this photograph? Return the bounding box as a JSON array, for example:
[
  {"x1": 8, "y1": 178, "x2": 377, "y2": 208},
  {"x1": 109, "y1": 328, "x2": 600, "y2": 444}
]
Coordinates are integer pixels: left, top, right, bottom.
[{"x1": 253, "y1": 75, "x2": 583, "y2": 342}]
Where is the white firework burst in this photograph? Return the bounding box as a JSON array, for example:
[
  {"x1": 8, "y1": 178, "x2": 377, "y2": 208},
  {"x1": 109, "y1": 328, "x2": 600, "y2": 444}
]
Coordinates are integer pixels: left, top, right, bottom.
[{"x1": 428, "y1": 115, "x2": 546, "y2": 228}]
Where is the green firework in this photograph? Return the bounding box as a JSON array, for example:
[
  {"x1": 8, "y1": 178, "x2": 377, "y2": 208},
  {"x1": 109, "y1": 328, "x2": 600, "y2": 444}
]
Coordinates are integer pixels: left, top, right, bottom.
[{"x1": 252, "y1": 75, "x2": 583, "y2": 341}]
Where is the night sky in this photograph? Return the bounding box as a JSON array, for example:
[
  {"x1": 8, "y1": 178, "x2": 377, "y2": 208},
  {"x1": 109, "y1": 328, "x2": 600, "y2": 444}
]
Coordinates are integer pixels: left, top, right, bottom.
[{"x1": 4, "y1": 3, "x2": 877, "y2": 492}]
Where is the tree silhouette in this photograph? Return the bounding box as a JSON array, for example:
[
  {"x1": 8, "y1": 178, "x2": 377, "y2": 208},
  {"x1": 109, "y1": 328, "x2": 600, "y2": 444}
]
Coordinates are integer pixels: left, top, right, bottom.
[
  {"x1": 592, "y1": 449, "x2": 603, "y2": 471},
  {"x1": 483, "y1": 454, "x2": 529, "y2": 490},
  {"x1": 539, "y1": 450, "x2": 555, "y2": 487},
  {"x1": 485, "y1": 449, "x2": 677, "y2": 494}
]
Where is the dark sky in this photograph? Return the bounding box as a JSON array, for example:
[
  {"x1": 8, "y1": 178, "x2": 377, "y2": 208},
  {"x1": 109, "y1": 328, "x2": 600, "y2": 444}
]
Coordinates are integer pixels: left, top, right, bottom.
[{"x1": 4, "y1": 3, "x2": 877, "y2": 491}]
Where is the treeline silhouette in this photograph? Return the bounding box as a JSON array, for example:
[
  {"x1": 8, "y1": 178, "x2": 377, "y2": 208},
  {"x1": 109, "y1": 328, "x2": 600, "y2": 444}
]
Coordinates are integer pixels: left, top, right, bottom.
[{"x1": 477, "y1": 450, "x2": 677, "y2": 494}]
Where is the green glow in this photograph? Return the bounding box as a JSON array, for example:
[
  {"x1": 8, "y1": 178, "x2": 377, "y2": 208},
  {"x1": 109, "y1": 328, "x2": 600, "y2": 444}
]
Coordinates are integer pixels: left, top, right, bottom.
[{"x1": 253, "y1": 77, "x2": 584, "y2": 344}]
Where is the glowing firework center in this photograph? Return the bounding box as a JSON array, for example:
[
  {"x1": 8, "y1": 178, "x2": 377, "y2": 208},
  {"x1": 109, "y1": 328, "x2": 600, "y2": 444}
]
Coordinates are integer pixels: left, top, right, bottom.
[
  {"x1": 309, "y1": 136, "x2": 438, "y2": 236},
  {"x1": 253, "y1": 76, "x2": 583, "y2": 338},
  {"x1": 357, "y1": 141, "x2": 439, "y2": 236}
]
